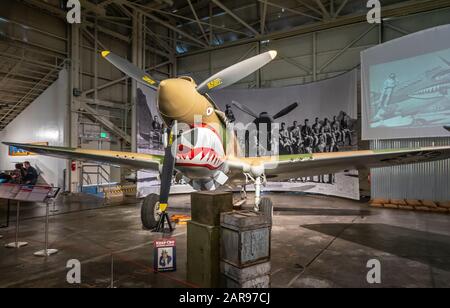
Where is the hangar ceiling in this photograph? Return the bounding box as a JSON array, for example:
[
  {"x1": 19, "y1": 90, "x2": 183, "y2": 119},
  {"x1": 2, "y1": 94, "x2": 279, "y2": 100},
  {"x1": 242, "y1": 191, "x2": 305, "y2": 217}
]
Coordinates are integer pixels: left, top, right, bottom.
[{"x1": 1, "y1": 0, "x2": 450, "y2": 130}]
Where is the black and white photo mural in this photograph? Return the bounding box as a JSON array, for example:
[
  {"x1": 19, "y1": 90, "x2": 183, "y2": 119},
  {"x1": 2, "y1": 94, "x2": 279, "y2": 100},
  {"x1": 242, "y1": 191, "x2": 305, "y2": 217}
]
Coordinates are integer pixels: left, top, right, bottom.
[
  {"x1": 137, "y1": 69, "x2": 359, "y2": 200},
  {"x1": 211, "y1": 69, "x2": 359, "y2": 199}
]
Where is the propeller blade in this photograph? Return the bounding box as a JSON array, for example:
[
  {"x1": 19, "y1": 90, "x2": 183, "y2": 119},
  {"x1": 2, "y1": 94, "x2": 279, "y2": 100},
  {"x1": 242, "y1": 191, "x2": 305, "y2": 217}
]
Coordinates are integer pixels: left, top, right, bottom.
[
  {"x1": 232, "y1": 101, "x2": 259, "y2": 119},
  {"x1": 197, "y1": 51, "x2": 277, "y2": 94},
  {"x1": 444, "y1": 126, "x2": 450, "y2": 132},
  {"x1": 273, "y1": 102, "x2": 299, "y2": 120},
  {"x1": 101, "y1": 51, "x2": 159, "y2": 90},
  {"x1": 159, "y1": 127, "x2": 176, "y2": 206}
]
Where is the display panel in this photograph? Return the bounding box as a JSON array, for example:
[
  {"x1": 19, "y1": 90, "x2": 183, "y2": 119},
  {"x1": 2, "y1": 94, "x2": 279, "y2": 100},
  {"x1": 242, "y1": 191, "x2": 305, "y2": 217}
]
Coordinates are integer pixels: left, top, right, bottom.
[{"x1": 362, "y1": 25, "x2": 450, "y2": 140}]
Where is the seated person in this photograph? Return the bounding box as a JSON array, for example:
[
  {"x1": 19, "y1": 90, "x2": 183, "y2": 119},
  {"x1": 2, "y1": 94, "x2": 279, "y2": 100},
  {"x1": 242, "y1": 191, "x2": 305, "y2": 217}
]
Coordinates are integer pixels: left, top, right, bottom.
[
  {"x1": 11, "y1": 163, "x2": 25, "y2": 184},
  {"x1": 279, "y1": 123, "x2": 293, "y2": 154},
  {"x1": 23, "y1": 161, "x2": 38, "y2": 186}
]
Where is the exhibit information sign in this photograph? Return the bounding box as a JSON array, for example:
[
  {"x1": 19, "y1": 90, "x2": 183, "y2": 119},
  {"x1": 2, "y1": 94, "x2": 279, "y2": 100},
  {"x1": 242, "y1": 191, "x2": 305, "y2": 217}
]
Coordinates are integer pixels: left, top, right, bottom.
[
  {"x1": 0, "y1": 184, "x2": 21, "y2": 200},
  {"x1": 153, "y1": 238, "x2": 177, "y2": 272},
  {"x1": 0, "y1": 184, "x2": 52, "y2": 202}
]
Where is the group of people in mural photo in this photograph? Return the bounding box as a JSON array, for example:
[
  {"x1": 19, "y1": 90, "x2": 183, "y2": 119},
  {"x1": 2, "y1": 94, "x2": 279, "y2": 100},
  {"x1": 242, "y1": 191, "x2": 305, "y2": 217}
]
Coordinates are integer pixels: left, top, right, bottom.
[
  {"x1": 278, "y1": 112, "x2": 356, "y2": 155},
  {"x1": 224, "y1": 105, "x2": 357, "y2": 156},
  {"x1": 223, "y1": 105, "x2": 357, "y2": 185}
]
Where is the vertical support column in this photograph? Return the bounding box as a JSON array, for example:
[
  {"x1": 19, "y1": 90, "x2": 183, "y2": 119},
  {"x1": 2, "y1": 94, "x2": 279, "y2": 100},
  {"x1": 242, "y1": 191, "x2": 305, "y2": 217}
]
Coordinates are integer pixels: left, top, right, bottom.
[
  {"x1": 208, "y1": 2, "x2": 214, "y2": 78},
  {"x1": 131, "y1": 11, "x2": 143, "y2": 153},
  {"x1": 171, "y1": 21, "x2": 178, "y2": 78},
  {"x1": 67, "y1": 23, "x2": 81, "y2": 193},
  {"x1": 209, "y1": 2, "x2": 214, "y2": 46},
  {"x1": 256, "y1": 42, "x2": 261, "y2": 88},
  {"x1": 378, "y1": 21, "x2": 384, "y2": 44},
  {"x1": 312, "y1": 32, "x2": 317, "y2": 82}
]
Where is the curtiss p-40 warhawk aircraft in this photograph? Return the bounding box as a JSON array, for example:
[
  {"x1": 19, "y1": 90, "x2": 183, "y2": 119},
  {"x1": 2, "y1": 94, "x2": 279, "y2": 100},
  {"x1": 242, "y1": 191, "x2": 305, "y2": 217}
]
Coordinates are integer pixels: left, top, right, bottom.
[{"x1": 4, "y1": 51, "x2": 450, "y2": 231}]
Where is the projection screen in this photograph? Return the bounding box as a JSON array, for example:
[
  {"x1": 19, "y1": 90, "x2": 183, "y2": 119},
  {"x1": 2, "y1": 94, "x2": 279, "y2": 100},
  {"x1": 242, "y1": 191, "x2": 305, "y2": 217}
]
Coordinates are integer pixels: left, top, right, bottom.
[{"x1": 361, "y1": 24, "x2": 450, "y2": 140}]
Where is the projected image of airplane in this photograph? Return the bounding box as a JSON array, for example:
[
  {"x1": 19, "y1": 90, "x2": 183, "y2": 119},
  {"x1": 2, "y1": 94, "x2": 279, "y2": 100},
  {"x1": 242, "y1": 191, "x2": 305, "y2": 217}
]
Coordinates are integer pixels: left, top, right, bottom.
[{"x1": 370, "y1": 56, "x2": 450, "y2": 128}]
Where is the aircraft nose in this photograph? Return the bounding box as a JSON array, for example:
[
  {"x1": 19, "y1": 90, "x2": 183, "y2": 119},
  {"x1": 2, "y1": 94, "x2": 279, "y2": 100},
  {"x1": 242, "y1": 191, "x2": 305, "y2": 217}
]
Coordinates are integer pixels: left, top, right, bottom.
[{"x1": 157, "y1": 78, "x2": 200, "y2": 123}]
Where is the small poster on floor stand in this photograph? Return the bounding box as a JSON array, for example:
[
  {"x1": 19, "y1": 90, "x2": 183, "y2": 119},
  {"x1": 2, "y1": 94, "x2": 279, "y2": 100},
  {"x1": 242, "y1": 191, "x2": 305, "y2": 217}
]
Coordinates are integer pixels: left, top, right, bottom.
[{"x1": 153, "y1": 238, "x2": 176, "y2": 272}]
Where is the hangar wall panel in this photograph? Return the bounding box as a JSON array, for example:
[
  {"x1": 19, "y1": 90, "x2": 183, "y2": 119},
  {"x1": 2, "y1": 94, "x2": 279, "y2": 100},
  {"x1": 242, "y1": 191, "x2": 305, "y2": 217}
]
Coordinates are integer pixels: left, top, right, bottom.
[
  {"x1": 0, "y1": 70, "x2": 68, "y2": 188},
  {"x1": 371, "y1": 138, "x2": 450, "y2": 202}
]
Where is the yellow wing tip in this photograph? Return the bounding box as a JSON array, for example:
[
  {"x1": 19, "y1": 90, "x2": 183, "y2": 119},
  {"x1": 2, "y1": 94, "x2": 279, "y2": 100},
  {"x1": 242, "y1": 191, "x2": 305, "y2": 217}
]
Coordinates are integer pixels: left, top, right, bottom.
[{"x1": 101, "y1": 50, "x2": 111, "y2": 58}]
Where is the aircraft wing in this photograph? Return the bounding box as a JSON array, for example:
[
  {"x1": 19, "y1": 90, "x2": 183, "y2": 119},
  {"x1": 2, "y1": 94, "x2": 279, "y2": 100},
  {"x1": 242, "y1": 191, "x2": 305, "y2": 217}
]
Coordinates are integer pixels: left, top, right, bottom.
[
  {"x1": 230, "y1": 147, "x2": 450, "y2": 182},
  {"x1": 3, "y1": 142, "x2": 163, "y2": 171}
]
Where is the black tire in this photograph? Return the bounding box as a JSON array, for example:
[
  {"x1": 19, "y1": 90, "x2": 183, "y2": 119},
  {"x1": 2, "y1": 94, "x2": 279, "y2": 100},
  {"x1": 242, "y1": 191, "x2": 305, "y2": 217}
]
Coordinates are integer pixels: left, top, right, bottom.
[
  {"x1": 141, "y1": 194, "x2": 161, "y2": 230},
  {"x1": 259, "y1": 197, "x2": 273, "y2": 223}
]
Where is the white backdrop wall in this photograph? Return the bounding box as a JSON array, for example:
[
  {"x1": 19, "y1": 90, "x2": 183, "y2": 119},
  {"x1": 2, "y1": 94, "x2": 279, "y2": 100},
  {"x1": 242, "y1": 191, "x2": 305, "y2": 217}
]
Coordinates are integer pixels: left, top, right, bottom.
[{"x1": 0, "y1": 70, "x2": 68, "y2": 188}]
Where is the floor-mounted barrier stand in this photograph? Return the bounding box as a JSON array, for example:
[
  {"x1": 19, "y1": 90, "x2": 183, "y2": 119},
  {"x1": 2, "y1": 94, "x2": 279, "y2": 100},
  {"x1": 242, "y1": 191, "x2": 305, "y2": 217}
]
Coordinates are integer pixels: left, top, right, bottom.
[
  {"x1": 0, "y1": 184, "x2": 59, "y2": 250},
  {"x1": 0, "y1": 199, "x2": 11, "y2": 229},
  {"x1": 34, "y1": 187, "x2": 61, "y2": 257},
  {"x1": 0, "y1": 199, "x2": 11, "y2": 240},
  {"x1": 5, "y1": 200, "x2": 28, "y2": 248}
]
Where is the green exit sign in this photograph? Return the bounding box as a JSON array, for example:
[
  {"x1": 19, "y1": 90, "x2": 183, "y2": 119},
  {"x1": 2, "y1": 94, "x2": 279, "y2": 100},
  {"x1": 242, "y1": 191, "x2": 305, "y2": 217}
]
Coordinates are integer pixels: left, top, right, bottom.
[{"x1": 100, "y1": 132, "x2": 108, "y2": 139}]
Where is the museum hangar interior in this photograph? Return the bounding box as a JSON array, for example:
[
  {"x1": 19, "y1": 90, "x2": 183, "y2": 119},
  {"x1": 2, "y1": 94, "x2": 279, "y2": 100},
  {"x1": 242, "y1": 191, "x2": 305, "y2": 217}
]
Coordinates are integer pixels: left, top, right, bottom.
[{"x1": 1, "y1": 0, "x2": 450, "y2": 289}]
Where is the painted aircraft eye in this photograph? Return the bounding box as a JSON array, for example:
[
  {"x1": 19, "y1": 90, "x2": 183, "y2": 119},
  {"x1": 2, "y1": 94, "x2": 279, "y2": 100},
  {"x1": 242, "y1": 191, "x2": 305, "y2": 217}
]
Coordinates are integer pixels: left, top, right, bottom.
[{"x1": 206, "y1": 107, "x2": 214, "y2": 116}]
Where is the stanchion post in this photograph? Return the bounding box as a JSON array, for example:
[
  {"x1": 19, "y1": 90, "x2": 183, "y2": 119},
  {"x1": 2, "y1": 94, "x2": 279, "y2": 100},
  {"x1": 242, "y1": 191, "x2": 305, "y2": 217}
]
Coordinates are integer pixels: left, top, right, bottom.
[
  {"x1": 6, "y1": 199, "x2": 10, "y2": 227},
  {"x1": 110, "y1": 254, "x2": 115, "y2": 288},
  {"x1": 50, "y1": 197, "x2": 58, "y2": 213},
  {"x1": 0, "y1": 199, "x2": 11, "y2": 229},
  {"x1": 5, "y1": 201, "x2": 28, "y2": 248},
  {"x1": 34, "y1": 199, "x2": 58, "y2": 257}
]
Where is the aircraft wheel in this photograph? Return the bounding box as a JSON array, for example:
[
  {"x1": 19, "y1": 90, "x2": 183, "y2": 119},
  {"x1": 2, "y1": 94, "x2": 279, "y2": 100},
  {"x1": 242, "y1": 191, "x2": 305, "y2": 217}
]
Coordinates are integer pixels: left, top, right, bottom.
[
  {"x1": 141, "y1": 194, "x2": 161, "y2": 230},
  {"x1": 259, "y1": 197, "x2": 273, "y2": 223}
]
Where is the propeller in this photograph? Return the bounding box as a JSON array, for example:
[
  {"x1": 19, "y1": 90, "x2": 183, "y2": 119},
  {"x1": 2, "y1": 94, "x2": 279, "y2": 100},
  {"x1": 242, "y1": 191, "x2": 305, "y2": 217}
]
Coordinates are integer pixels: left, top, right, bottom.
[
  {"x1": 101, "y1": 50, "x2": 278, "y2": 95},
  {"x1": 231, "y1": 101, "x2": 259, "y2": 119},
  {"x1": 196, "y1": 51, "x2": 277, "y2": 94},
  {"x1": 444, "y1": 126, "x2": 450, "y2": 132},
  {"x1": 273, "y1": 102, "x2": 299, "y2": 120},
  {"x1": 231, "y1": 101, "x2": 299, "y2": 122},
  {"x1": 101, "y1": 51, "x2": 159, "y2": 90}
]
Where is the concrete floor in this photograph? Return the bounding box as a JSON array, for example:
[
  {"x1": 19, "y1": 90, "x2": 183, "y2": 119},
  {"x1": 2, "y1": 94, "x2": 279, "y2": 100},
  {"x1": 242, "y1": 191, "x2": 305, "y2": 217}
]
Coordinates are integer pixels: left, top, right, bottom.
[{"x1": 1, "y1": 192, "x2": 450, "y2": 288}]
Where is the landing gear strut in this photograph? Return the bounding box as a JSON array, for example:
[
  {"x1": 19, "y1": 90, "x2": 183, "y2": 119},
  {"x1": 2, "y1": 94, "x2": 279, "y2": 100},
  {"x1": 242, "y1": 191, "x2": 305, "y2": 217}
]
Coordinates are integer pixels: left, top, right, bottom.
[
  {"x1": 254, "y1": 176, "x2": 263, "y2": 212},
  {"x1": 244, "y1": 173, "x2": 272, "y2": 220}
]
